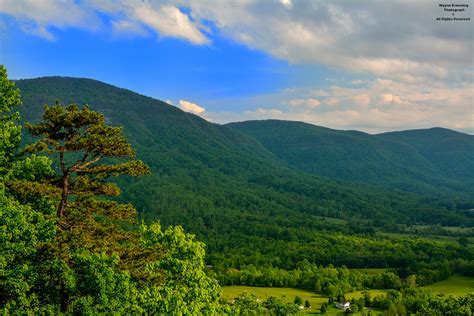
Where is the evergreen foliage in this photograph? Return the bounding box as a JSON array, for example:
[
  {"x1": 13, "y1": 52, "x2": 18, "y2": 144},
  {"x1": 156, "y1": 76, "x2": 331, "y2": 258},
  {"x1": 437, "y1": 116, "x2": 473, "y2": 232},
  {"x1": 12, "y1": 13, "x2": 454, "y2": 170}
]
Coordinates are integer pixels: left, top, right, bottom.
[
  {"x1": 14, "y1": 77, "x2": 474, "y2": 274},
  {"x1": 0, "y1": 67, "x2": 220, "y2": 314},
  {"x1": 4, "y1": 73, "x2": 473, "y2": 314},
  {"x1": 227, "y1": 120, "x2": 474, "y2": 198}
]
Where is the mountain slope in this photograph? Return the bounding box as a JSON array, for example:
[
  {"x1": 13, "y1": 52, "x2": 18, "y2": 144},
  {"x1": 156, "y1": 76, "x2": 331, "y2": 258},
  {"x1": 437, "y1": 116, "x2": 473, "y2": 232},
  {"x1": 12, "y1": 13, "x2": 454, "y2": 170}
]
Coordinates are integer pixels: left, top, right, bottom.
[
  {"x1": 378, "y1": 128, "x2": 474, "y2": 181},
  {"x1": 14, "y1": 77, "x2": 474, "y2": 269},
  {"x1": 227, "y1": 120, "x2": 474, "y2": 198}
]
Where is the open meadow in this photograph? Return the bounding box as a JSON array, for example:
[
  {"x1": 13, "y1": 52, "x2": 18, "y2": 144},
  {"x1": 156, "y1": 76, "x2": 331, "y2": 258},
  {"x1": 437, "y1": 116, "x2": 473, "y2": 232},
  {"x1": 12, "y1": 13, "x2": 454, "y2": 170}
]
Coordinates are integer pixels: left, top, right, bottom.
[
  {"x1": 221, "y1": 286, "x2": 389, "y2": 315},
  {"x1": 424, "y1": 275, "x2": 474, "y2": 296}
]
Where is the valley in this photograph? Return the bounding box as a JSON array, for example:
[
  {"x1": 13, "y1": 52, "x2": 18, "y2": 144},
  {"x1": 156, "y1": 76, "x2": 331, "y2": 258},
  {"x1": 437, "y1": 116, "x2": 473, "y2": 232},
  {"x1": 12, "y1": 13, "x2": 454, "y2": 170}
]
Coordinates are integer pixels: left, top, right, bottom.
[
  {"x1": 2, "y1": 1, "x2": 472, "y2": 312},
  {"x1": 5, "y1": 75, "x2": 473, "y2": 314}
]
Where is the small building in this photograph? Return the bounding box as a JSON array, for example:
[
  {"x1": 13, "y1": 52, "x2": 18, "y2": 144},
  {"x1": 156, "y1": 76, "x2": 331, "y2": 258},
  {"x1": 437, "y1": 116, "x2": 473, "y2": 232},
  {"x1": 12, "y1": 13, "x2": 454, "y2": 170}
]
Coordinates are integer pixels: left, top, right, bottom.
[{"x1": 336, "y1": 301, "x2": 351, "y2": 310}]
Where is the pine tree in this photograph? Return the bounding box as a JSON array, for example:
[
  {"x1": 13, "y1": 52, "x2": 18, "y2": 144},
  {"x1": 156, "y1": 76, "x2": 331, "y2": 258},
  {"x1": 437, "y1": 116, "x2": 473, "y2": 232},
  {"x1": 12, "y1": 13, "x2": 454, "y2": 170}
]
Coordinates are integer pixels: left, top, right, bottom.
[
  {"x1": 24, "y1": 102, "x2": 149, "y2": 252},
  {"x1": 1, "y1": 68, "x2": 221, "y2": 313}
]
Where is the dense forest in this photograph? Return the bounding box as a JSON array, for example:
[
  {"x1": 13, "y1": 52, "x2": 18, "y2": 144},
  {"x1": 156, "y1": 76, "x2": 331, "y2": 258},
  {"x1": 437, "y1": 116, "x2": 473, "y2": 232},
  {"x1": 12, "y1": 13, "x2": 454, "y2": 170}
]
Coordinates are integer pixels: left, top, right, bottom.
[
  {"x1": 227, "y1": 120, "x2": 474, "y2": 198},
  {"x1": 2, "y1": 70, "x2": 473, "y2": 314},
  {"x1": 15, "y1": 76, "x2": 474, "y2": 268},
  {"x1": 1, "y1": 66, "x2": 223, "y2": 313}
]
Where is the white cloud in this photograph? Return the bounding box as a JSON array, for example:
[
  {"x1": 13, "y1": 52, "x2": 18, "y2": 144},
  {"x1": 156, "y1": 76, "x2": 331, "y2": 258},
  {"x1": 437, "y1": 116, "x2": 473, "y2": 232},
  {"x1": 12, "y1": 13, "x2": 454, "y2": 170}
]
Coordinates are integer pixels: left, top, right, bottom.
[
  {"x1": 0, "y1": 0, "x2": 209, "y2": 44},
  {"x1": 311, "y1": 89, "x2": 330, "y2": 97},
  {"x1": 20, "y1": 23, "x2": 55, "y2": 41},
  {"x1": 186, "y1": 0, "x2": 471, "y2": 85},
  {"x1": 3, "y1": 1, "x2": 470, "y2": 83},
  {"x1": 0, "y1": 0, "x2": 99, "y2": 39},
  {"x1": 288, "y1": 98, "x2": 320, "y2": 108},
  {"x1": 179, "y1": 99, "x2": 205, "y2": 114},
  {"x1": 380, "y1": 93, "x2": 401, "y2": 105},
  {"x1": 351, "y1": 94, "x2": 371, "y2": 108},
  {"x1": 2, "y1": 1, "x2": 472, "y2": 133},
  {"x1": 249, "y1": 108, "x2": 283, "y2": 116},
  {"x1": 111, "y1": 19, "x2": 148, "y2": 37},
  {"x1": 133, "y1": 4, "x2": 209, "y2": 44},
  {"x1": 205, "y1": 78, "x2": 474, "y2": 134},
  {"x1": 280, "y1": 0, "x2": 293, "y2": 9}
]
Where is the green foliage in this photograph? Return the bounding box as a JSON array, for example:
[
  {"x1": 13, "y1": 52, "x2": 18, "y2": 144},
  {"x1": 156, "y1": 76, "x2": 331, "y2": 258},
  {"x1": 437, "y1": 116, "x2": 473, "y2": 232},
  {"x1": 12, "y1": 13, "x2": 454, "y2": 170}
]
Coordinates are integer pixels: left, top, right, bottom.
[
  {"x1": 1, "y1": 70, "x2": 221, "y2": 314},
  {"x1": 9, "y1": 74, "x2": 474, "y2": 314},
  {"x1": 134, "y1": 223, "x2": 220, "y2": 314},
  {"x1": 367, "y1": 287, "x2": 474, "y2": 315},
  {"x1": 0, "y1": 65, "x2": 22, "y2": 177},
  {"x1": 215, "y1": 260, "x2": 472, "y2": 306},
  {"x1": 0, "y1": 191, "x2": 56, "y2": 311},
  {"x1": 0, "y1": 65, "x2": 57, "y2": 312},
  {"x1": 264, "y1": 296, "x2": 299, "y2": 315},
  {"x1": 320, "y1": 302, "x2": 327, "y2": 313},
  {"x1": 13, "y1": 76, "x2": 474, "y2": 295},
  {"x1": 228, "y1": 292, "x2": 300, "y2": 315},
  {"x1": 234, "y1": 292, "x2": 262, "y2": 314},
  {"x1": 228, "y1": 120, "x2": 474, "y2": 199},
  {"x1": 24, "y1": 102, "x2": 149, "y2": 223}
]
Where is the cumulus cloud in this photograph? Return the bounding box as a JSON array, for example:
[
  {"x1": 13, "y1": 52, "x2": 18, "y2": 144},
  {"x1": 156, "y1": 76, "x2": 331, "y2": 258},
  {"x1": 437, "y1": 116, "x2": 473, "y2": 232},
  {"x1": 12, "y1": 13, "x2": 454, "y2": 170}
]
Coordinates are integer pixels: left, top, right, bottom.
[
  {"x1": 0, "y1": 0, "x2": 99, "y2": 40},
  {"x1": 351, "y1": 94, "x2": 371, "y2": 108},
  {"x1": 2, "y1": 1, "x2": 470, "y2": 81},
  {"x1": 132, "y1": 4, "x2": 209, "y2": 44},
  {"x1": 280, "y1": 0, "x2": 293, "y2": 9},
  {"x1": 186, "y1": 0, "x2": 471, "y2": 84},
  {"x1": 179, "y1": 99, "x2": 205, "y2": 115},
  {"x1": 205, "y1": 78, "x2": 474, "y2": 134},
  {"x1": 248, "y1": 108, "x2": 283, "y2": 116},
  {"x1": 0, "y1": 0, "x2": 209, "y2": 44},
  {"x1": 2, "y1": 1, "x2": 472, "y2": 132},
  {"x1": 288, "y1": 98, "x2": 321, "y2": 108},
  {"x1": 20, "y1": 24, "x2": 56, "y2": 41},
  {"x1": 111, "y1": 19, "x2": 148, "y2": 37},
  {"x1": 380, "y1": 94, "x2": 401, "y2": 105}
]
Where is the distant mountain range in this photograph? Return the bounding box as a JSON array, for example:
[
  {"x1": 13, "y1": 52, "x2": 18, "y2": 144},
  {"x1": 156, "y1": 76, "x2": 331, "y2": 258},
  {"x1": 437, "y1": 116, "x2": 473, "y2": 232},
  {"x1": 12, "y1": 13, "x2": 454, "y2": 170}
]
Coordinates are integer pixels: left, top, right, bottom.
[
  {"x1": 14, "y1": 77, "x2": 474, "y2": 265},
  {"x1": 227, "y1": 120, "x2": 474, "y2": 198}
]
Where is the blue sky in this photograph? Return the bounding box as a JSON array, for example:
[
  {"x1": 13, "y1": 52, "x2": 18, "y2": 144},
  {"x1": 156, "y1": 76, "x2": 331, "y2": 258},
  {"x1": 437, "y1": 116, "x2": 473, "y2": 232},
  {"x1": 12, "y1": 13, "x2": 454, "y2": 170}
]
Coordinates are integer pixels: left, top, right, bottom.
[
  {"x1": 2, "y1": 18, "x2": 291, "y2": 105},
  {"x1": 0, "y1": 1, "x2": 472, "y2": 133}
]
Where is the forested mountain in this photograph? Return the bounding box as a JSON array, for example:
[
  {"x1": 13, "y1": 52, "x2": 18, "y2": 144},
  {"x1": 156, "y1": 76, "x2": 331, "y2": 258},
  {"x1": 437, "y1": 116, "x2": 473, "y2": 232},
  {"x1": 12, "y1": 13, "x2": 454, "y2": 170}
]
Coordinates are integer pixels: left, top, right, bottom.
[
  {"x1": 15, "y1": 77, "x2": 474, "y2": 271},
  {"x1": 227, "y1": 120, "x2": 474, "y2": 198}
]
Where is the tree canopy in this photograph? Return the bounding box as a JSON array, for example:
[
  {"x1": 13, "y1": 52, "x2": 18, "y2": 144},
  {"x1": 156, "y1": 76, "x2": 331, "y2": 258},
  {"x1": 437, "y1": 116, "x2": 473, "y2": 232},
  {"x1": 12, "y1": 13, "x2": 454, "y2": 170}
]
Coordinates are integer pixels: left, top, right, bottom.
[{"x1": 0, "y1": 66, "x2": 221, "y2": 314}]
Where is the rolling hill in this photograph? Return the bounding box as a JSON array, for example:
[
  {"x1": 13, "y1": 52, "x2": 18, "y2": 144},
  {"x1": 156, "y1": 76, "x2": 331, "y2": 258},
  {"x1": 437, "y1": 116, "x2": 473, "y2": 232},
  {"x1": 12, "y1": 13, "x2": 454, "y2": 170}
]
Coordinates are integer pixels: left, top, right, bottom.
[
  {"x1": 14, "y1": 76, "x2": 474, "y2": 269},
  {"x1": 227, "y1": 120, "x2": 474, "y2": 198}
]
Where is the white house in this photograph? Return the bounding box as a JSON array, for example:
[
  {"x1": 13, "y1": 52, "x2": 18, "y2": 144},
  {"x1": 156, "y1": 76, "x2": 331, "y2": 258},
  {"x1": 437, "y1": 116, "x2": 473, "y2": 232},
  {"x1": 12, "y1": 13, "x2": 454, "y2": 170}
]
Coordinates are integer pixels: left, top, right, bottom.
[{"x1": 336, "y1": 301, "x2": 351, "y2": 310}]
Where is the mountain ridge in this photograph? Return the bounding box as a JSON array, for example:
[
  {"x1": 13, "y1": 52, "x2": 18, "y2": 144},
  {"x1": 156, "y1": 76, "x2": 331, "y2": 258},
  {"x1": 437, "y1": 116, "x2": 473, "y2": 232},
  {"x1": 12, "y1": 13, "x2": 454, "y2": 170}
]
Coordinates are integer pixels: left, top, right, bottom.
[
  {"x1": 14, "y1": 76, "x2": 474, "y2": 269},
  {"x1": 227, "y1": 119, "x2": 474, "y2": 198},
  {"x1": 16, "y1": 76, "x2": 471, "y2": 135}
]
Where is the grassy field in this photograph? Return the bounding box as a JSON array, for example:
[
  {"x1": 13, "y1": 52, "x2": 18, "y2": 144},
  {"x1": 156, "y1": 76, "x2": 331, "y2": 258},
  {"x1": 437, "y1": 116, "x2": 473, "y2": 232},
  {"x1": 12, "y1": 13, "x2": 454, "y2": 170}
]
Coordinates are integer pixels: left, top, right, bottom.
[
  {"x1": 424, "y1": 275, "x2": 474, "y2": 296},
  {"x1": 345, "y1": 289, "x2": 386, "y2": 300},
  {"x1": 221, "y1": 286, "x2": 327, "y2": 314},
  {"x1": 352, "y1": 268, "x2": 387, "y2": 275},
  {"x1": 221, "y1": 286, "x2": 327, "y2": 306},
  {"x1": 221, "y1": 286, "x2": 387, "y2": 315},
  {"x1": 221, "y1": 279, "x2": 474, "y2": 315}
]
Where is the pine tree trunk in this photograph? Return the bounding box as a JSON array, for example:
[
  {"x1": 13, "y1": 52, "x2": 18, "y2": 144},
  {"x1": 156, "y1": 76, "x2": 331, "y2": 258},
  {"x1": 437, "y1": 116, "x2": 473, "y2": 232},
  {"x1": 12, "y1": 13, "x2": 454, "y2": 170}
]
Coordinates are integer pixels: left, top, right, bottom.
[{"x1": 57, "y1": 174, "x2": 69, "y2": 219}]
